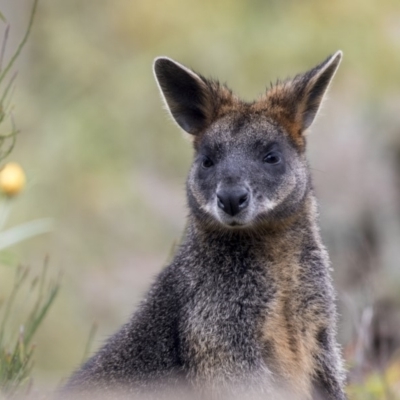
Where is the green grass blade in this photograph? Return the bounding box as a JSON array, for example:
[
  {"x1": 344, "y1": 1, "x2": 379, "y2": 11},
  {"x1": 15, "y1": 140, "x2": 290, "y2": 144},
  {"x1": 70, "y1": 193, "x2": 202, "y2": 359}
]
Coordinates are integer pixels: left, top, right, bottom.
[
  {"x1": 24, "y1": 284, "x2": 59, "y2": 346},
  {"x1": 0, "y1": 218, "x2": 53, "y2": 251}
]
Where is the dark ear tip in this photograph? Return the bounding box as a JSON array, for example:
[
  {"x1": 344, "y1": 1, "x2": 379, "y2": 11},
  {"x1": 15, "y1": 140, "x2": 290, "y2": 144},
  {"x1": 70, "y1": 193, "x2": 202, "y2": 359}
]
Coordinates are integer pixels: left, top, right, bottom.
[{"x1": 153, "y1": 56, "x2": 173, "y2": 76}]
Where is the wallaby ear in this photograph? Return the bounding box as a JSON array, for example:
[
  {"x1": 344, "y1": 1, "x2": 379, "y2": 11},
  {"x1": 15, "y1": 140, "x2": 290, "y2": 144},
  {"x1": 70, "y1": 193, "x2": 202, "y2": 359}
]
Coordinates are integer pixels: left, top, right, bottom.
[
  {"x1": 266, "y1": 51, "x2": 342, "y2": 143},
  {"x1": 296, "y1": 51, "x2": 342, "y2": 130},
  {"x1": 153, "y1": 57, "x2": 213, "y2": 135}
]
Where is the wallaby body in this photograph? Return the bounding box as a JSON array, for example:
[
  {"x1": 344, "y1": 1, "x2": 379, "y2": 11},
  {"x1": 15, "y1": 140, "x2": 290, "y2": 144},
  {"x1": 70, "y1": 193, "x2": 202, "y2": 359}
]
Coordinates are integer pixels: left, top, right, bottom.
[{"x1": 63, "y1": 53, "x2": 346, "y2": 399}]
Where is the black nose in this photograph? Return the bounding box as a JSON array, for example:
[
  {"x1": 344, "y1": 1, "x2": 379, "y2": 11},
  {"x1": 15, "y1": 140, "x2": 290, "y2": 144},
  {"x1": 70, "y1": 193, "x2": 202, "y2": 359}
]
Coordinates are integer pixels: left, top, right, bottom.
[{"x1": 217, "y1": 187, "x2": 250, "y2": 217}]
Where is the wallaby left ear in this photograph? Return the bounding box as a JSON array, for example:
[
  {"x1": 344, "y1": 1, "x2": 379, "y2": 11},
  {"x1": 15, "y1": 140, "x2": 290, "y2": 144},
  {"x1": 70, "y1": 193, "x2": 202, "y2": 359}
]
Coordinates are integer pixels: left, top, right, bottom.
[
  {"x1": 153, "y1": 57, "x2": 214, "y2": 135},
  {"x1": 266, "y1": 51, "x2": 342, "y2": 140}
]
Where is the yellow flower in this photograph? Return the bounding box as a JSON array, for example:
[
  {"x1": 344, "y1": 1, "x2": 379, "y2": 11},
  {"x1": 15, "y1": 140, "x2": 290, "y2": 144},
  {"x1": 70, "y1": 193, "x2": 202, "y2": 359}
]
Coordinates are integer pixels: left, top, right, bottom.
[{"x1": 0, "y1": 162, "x2": 26, "y2": 196}]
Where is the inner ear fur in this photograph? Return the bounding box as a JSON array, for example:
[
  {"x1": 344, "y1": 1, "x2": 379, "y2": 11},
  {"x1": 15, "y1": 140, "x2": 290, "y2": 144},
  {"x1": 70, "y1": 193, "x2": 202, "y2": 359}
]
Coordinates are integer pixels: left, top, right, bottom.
[
  {"x1": 265, "y1": 51, "x2": 342, "y2": 149},
  {"x1": 153, "y1": 57, "x2": 214, "y2": 135}
]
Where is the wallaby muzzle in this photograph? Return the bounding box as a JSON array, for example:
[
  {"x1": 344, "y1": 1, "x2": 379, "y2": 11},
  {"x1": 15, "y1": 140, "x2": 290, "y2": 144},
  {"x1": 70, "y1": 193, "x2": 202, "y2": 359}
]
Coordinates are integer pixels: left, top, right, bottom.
[{"x1": 217, "y1": 187, "x2": 250, "y2": 217}]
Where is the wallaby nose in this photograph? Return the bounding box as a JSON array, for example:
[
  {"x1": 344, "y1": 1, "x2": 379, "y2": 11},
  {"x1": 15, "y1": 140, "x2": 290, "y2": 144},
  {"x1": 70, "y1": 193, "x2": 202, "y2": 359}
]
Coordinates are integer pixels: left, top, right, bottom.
[{"x1": 217, "y1": 187, "x2": 250, "y2": 217}]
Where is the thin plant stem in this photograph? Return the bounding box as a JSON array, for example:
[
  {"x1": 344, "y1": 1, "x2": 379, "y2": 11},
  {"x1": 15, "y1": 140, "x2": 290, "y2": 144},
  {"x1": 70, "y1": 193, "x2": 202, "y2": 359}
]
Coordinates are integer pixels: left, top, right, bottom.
[
  {"x1": 0, "y1": 129, "x2": 18, "y2": 139},
  {"x1": 0, "y1": 111, "x2": 19, "y2": 162},
  {"x1": 0, "y1": 267, "x2": 28, "y2": 349},
  {"x1": 0, "y1": 0, "x2": 38, "y2": 85},
  {"x1": 0, "y1": 24, "x2": 10, "y2": 72},
  {"x1": 0, "y1": 130, "x2": 17, "y2": 162},
  {"x1": 0, "y1": 71, "x2": 18, "y2": 105},
  {"x1": 81, "y1": 322, "x2": 98, "y2": 364},
  {"x1": 0, "y1": 197, "x2": 11, "y2": 230}
]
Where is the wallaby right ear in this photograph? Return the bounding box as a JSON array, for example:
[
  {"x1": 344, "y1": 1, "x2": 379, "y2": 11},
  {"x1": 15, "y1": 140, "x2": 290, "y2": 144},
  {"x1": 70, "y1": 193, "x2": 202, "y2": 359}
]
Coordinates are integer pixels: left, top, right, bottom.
[{"x1": 153, "y1": 57, "x2": 213, "y2": 135}]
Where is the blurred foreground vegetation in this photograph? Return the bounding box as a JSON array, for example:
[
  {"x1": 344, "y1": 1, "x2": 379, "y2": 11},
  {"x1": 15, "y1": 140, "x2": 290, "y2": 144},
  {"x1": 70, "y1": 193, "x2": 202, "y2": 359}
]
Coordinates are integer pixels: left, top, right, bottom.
[
  {"x1": 0, "y1": 1, "x2": 59, "y2": 397},
  {"x1": 0, "y1": 0, "x2": 400, "y2": 397}
]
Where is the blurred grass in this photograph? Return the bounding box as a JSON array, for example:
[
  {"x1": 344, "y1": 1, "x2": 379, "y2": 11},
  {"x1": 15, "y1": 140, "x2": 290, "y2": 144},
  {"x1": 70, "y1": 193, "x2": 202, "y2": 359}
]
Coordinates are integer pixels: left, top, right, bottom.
[
  {"x1": 0, "y1": 1, "x2": 60, "y2": 397},
  {"x1": 0, "y1": 263, "x2": 60, "y2": 398}
]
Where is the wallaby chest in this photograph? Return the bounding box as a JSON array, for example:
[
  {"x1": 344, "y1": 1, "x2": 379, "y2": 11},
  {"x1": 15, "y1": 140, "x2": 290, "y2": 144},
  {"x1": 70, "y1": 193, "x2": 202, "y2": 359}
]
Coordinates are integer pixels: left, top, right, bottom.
[
  {"x1": 181, "y1": 239, "x2": 324, "y2": 397},
  {"x1": 181, "y1": 243, "x2": 271, "y2": 377}
]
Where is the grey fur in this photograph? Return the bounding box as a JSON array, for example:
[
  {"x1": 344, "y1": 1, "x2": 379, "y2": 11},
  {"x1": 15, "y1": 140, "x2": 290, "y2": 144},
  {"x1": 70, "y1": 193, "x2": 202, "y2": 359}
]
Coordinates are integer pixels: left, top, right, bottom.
[{"x1": 62, "y1": 53, "x2": 346, "y2": 400}]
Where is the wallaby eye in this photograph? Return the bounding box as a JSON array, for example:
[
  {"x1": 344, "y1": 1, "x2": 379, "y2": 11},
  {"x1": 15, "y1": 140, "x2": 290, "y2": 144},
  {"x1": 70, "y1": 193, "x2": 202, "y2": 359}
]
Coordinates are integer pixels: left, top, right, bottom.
[
  {"x1": 202, "y1": 156, "x2": 214, "y2": 169},
  {"x1": 263, "y1": 152, "x2": 281, "y2": 165}
]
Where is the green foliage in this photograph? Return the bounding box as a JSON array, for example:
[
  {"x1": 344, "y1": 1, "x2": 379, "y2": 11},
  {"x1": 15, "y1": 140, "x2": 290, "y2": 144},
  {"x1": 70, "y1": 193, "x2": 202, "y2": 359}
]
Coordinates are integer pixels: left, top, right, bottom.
[
  {"x1": 347, "y1": 360, "x2": 400, "y2": 400},
  {"x1": 0, "y1": 262, "x2": 60, "y2": 398},
  {"x1": 0, "y1": 1, "x2": 60, "y2": 397},
  {"x1": 0, "y1": 0, "x2": 38, "y2": 163}
]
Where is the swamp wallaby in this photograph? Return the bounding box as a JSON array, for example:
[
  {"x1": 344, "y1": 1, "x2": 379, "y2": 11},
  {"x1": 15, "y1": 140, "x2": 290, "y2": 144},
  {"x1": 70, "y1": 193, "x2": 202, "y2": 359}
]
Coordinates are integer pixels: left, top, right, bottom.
[{"x1": 63, "y1": 52, "x2": 346, "y2": 400}]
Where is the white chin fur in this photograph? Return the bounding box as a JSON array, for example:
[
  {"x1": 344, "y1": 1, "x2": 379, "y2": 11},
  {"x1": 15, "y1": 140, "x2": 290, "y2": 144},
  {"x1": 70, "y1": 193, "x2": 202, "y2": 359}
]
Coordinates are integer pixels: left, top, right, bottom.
[
  {"x1": 203, "y1": 197, "x2": 277, "y2": 226},
  {"x1": 215, "y1": 205, "x2": 254, "y2": 227}
]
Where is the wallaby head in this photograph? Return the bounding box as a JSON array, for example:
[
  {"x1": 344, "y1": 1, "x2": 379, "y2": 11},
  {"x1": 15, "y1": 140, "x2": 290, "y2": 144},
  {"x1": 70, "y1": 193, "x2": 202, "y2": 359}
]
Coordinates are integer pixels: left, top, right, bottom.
[{"x1": 153, "y1": 52, "x2": 342, "y2": 231}]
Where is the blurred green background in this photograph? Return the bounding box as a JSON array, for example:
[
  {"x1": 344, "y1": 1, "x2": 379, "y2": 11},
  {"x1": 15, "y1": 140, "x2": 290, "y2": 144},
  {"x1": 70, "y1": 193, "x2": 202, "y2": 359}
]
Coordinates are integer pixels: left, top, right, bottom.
[{"x1": 1, "y1": 0, "x2": 400, "y2": 393}]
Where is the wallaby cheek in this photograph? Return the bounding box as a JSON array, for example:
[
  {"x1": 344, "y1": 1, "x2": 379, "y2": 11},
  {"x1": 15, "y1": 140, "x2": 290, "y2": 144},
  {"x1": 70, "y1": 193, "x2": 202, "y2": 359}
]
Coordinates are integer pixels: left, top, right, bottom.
[
  {"x1": 188, "y1": 167, "x2": 217, "y2": 213},
  {"x1": 260, "y1": 175, "x2": 298, "y2": 215}
]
